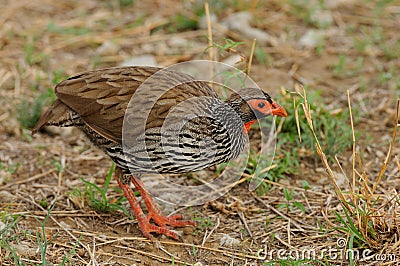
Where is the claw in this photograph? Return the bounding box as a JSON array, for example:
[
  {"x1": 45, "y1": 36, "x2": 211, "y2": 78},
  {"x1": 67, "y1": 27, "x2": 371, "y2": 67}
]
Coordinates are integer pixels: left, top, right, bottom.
[
  {"x1": 130, "y1": 174, "x2": 196, "y2": 229},
  {"x1": 148, "y1": 211, "x2": 196, "y2": 228},
  {"x1": 139, "y1": 222, "x2": 180, "y2": 240},
  {"x1": 116, "y1": 172, "x2": 195, "y2": 240}
]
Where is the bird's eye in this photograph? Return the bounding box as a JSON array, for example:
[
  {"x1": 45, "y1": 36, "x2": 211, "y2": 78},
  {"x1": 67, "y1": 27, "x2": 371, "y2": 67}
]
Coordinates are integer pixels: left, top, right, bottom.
[{"x1": 258, "y1": 102, "x2": 265, "y2": 108}]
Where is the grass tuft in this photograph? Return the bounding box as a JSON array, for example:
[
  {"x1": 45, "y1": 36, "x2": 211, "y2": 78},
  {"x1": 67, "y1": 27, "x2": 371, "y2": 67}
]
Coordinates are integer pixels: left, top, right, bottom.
[
  {"x1": 278, "y1": 87, "x2": 358, "y2": 163},
  {"x1": 17, "y1": 88, "x2": 56, "y2": 130},
  {"x1": 296, "y1": 85, "x2": 400, "y2": 253},
  {"x1": 68, "y1": 164, "x2": 131, "y2": 218}
]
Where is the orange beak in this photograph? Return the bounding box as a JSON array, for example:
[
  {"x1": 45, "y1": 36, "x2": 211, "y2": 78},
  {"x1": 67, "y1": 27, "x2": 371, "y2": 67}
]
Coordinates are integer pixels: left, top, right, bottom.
[{"x1": 271, "y1": 102, "x2": 288, "y2": 117}]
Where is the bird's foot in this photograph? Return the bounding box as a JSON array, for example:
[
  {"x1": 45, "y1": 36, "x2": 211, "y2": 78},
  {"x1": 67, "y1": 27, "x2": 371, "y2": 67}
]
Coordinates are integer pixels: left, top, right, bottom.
[
  {"x1": 129, "y1": 174, "x2": 196, "y2": 229},
  {"x1": 148, "y1": 211, "x2": 196, "y2": 228},
  {"x1": 136, "y1": 216, "x2": 183, "y2": 240},
  {"x1": 117, "y1": 173, "x2": 195, "y2": 240}
]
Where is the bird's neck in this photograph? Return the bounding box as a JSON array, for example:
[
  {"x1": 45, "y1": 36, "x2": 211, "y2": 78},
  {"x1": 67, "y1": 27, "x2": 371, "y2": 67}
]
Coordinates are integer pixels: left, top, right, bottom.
[
  {"x1": 209, "y1": 100, "x2": 248, "y2": 158},
  {"x1": 211, "y1": 100, "x2": 244, "y2": 129}
]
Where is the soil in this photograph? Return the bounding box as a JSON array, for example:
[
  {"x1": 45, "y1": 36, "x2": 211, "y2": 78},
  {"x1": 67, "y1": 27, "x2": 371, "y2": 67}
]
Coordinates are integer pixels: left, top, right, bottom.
[{"x1": 1, "y1": 0, "x2": 400, "y2": 265}]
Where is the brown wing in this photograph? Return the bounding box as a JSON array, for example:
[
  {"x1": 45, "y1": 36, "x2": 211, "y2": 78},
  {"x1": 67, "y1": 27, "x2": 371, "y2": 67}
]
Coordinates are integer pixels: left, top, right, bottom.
[
  {"x1": 53, "y1": 66, "x2": 218, "y2": 143},
  {"x1": 31, "y1": 99, "x2": 73, "y2": 135}
]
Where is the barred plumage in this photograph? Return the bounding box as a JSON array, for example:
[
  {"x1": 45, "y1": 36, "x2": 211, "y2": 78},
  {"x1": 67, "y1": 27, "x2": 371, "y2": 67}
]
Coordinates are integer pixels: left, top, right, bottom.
[{"x1": 32, "y1": 66, "x2": 287, "y2": 240}]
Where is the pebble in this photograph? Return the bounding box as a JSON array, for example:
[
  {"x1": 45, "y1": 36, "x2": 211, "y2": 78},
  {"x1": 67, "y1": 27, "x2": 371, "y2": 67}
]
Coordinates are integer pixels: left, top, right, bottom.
[
  {"x1": 0, "y1": 221, "x2": 5, "y2": 231},
  {"x1": 0, "y1": 170, "x2": 11, "y2": 186},
  {"x1": 333, "y1": 171, "x2": 347, "y2": 188},
  {"x1": 325, "y1": 0, "x2": 358, "y2": 8},
  {"x1": 59, "y1": 221, "x2": 71, "y2": 230},
  {"x1": 11, "y1": 242, "x2": 37, "y2": 257},
  {"x1": 222, "y1": 54, "x2": 243, "y2": 68},
  {"x1": 198, "y1": 13, "x2": 217, "y2": 29},
  {"x1": 299, "y1": 29, "x2": 325, "y2": 49},
  {"x1": 96, "y1": 40, "x2": 120, "y2": 56},
  {"x1": 120, "y1": 55, "x2": 158, "y2": 67},
  {"x1": 219, "y1": 233, "x2": 241, "y2": 247},
  {"x1": 376, "y1": 150, "x2": 385, "y2": 158},
  {"x1": 0, "y1": 190, "x2": 15, "y2": 201},
  {"x1": 221, "y1": 12, "x2": 276, "y2": 46},
  {"x1": 167, "y1": 36, "x2": 188, "y2": 48},
  {"x1": 310, "y1": 9, "x2": 334, "y2": 28}
]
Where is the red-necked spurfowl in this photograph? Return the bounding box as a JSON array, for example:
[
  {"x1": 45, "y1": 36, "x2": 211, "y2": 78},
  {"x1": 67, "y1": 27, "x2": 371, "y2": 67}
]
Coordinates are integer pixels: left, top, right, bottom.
[{"x1": 32, "y1": 66, "x2": 287, "y2": 240}]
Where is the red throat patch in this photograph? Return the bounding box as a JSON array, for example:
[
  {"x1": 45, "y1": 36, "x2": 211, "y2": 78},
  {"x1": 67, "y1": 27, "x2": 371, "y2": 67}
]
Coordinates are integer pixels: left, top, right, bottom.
[{"x1": 243, "y1": 121, "x2": 256, "y2": 134}]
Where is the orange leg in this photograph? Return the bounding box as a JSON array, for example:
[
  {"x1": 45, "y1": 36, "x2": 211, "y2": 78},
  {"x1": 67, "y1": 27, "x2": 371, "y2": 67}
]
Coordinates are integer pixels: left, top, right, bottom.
[
  {"x1": 130, "y1": 175, "x2": 196, "y2": 228},
  {"x1": 117, "y1": 178, "x2": 181, "y2": 240}
]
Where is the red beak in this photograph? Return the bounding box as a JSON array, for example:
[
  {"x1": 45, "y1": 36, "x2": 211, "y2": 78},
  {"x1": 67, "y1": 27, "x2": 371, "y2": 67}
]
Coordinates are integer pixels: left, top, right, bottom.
[{"x1": 271, "y1": 102, "x2": 288, "y2": 117}]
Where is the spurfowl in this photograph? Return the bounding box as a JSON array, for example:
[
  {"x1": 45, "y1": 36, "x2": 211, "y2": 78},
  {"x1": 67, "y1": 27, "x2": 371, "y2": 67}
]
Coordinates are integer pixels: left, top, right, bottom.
[{"x1": 32, "y1": 66, "x2": 287, "y2": 240}]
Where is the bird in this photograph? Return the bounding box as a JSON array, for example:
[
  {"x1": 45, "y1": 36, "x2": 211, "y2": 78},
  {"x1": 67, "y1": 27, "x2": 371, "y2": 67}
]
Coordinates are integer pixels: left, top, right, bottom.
[{"x1": 32, "y1": 66, "x2": 287, "y2": 240}]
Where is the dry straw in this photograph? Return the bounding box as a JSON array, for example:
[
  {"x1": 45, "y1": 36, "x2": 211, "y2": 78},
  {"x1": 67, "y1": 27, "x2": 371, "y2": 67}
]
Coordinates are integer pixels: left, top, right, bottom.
[{"x1": 295, "y1": 84, "x2": 400, "y2": 251}]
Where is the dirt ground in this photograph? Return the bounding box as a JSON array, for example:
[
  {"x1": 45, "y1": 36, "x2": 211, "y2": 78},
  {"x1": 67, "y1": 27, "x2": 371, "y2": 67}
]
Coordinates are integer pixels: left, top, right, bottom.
[{"x1": 1, "y1": 0, "x2": 400, "y2": 265}]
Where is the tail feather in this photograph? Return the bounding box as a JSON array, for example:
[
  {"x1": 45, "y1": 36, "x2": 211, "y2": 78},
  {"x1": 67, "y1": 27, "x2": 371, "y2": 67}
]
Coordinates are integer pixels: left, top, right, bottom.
[{"x1": 31, "y1": 99, "x2": 72, "y2": 135}]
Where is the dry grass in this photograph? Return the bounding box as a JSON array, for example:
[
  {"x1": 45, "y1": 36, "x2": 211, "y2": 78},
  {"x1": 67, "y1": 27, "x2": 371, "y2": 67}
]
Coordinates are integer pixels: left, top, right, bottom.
[
  {"x1": 297, "y1": 84, "x2": 400, "y2": 255},
  {"x1": 1, "y1": 0, "x2": 400, "y2": 265}
]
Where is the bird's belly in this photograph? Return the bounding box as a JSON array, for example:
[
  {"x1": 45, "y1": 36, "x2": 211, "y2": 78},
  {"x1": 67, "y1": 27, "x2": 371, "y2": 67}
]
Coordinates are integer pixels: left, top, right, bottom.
[
  {"x1": 80, "y1": 120, "x2": 245, "y2": 174},
  {"x1": 119, "y1": 137, "x2": 236, "y2": 174}
]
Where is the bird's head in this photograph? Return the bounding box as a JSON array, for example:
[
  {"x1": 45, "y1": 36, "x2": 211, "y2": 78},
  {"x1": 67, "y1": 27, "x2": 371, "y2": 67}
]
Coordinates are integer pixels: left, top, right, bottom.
[{"x1": 226, "y1": 88, "x2": 288, "y2": 133}]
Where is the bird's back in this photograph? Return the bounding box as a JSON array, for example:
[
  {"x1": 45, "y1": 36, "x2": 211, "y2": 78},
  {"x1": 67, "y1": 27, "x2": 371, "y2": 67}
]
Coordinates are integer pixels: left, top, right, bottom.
[
  {"x1": 33, "y1": 66, "x2": 239, "y2": 173},
  {"x1": 33, "y1": 66, "x2": 218, "y2": 142}
]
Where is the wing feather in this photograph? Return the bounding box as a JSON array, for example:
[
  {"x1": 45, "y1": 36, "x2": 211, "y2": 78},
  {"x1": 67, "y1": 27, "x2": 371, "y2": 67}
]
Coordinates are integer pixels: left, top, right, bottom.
[{"x1": 52, "y1": 66, "x2": 217, "y2": 143}]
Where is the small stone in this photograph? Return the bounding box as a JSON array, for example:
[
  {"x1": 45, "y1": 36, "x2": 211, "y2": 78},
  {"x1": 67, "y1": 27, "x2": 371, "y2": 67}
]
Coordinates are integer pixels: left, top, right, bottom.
[
  {"x1": 0, "y1": 170, "x2": 11, "y2": 186},
  {"x1": 0, "y1": 190, "x2": 15, "y2": 201},
  {"x1": 310, "y1": 9, "x2": 333, "y2": 28},
  {"x1": 325, "y1": 0, "x2": 358, "y2": 8},
  {"x1": 140, "y1": 43, "x2": 156, "y2": 54},
  {"x1": 315, "y1": 167, "x2": 325, "y2": 173},
  {"x1": 222, "y1": 54, "x2": 243, "y2": 67},
  {"x1": 121, "y1": 55, "x2": 158, "y2": 67},
  {"x1": 12, "y1": 242, "x2": 37, "y2": 257},
  {"x1": 96, "y1": 40, "x2": 120, "y2": 56},
  {"x1": 219, "y1": 233, "x2": 240, "y2": 247},
  {"x1": 333, "y1": 171, "x2": 347, "y2": 188},
  {"x1": 222, "y1": 11, "x2": 252, "y2": 29},
  {"x1": 193, "y1": 262, "x2": 204, "y2": 266},
  {"x1": 168, "y1": 36, "x2": 188, "y2": 48},
  {"x1": 199, "y1": 13, "x2": 217, "y2": 29},
  {"x1": 376, "y1": 150, "x2": 385, "y2": 158},
  {"x1": 221, "y1": 12, "x2": 276, "y2": 45},
  {"x1": 299, "y1": 30, "x2": 325, "y2": 49},
  {"x1": 59, "y1": 221, "x2": 71, "y2": 230},
  {"x1": 0, "y1": 221, "x2": 6, "y2": 231}
]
